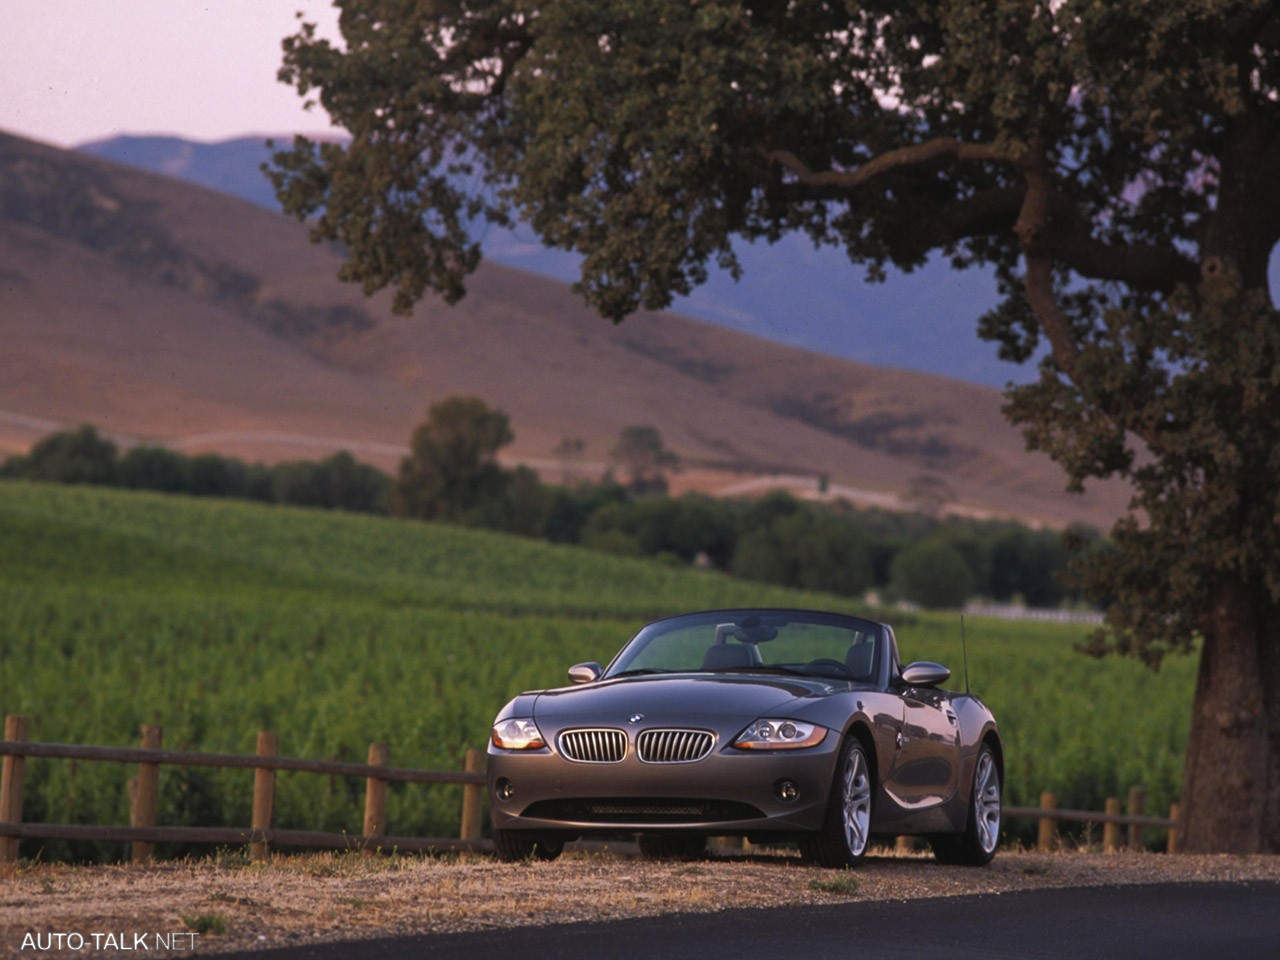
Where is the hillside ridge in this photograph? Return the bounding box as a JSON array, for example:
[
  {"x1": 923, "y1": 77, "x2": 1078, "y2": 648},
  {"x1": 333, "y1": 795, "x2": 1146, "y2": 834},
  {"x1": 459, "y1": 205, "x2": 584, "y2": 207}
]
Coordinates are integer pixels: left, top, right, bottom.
[{"x1": 1, "y1": 129, "x2": 1128, "y2": 528}]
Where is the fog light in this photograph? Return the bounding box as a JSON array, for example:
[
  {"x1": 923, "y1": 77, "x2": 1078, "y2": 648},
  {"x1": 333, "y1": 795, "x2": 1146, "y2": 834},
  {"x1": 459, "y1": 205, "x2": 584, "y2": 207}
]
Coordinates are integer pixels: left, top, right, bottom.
[
  {"x1": 775, "y1": 779, "x2": 799, "y2": 802},
  {"x1": 496, "y1": 778, "x2": 516, "y2": 801}
]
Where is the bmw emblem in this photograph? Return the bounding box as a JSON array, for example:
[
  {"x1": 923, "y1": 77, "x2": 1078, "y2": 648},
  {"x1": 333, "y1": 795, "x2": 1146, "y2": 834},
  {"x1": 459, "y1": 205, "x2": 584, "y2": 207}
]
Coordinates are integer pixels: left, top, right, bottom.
[{"x1": 628, "y1": 714, "x2": 644, "y2": 724}]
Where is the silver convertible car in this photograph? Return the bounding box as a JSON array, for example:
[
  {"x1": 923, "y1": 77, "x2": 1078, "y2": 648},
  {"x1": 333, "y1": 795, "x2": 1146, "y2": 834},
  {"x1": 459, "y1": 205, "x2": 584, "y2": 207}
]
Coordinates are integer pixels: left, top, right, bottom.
[{"x1": 488, "y1": 608, "x2": 1002, "y2": 867}]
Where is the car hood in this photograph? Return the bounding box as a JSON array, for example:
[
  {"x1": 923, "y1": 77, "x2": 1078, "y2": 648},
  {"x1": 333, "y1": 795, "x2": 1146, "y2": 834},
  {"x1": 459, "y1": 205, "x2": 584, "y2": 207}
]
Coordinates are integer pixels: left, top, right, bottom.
[{"x1": 531, "y1": 673, "x2": 837, "y2": 723}]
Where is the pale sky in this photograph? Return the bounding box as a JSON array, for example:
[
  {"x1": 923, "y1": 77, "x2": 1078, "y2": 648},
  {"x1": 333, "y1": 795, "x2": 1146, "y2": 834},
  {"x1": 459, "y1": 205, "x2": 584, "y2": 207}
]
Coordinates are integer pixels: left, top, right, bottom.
[{"x1": 0, "y1": 0, "x2": 342, "y2": 147}]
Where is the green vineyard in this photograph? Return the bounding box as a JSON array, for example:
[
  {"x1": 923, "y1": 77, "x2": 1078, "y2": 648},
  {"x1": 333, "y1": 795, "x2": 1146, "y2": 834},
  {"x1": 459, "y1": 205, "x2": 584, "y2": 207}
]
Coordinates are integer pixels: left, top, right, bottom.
[{"x1": 0, "y1": 482, "x2": 1194, "y2": 858}]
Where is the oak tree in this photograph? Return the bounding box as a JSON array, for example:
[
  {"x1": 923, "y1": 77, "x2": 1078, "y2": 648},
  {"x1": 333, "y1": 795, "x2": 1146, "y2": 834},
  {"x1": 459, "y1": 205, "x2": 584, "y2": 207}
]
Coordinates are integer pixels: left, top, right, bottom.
[{"x1": 271, "y1": 1, "x2": 1280, "y2": 852}]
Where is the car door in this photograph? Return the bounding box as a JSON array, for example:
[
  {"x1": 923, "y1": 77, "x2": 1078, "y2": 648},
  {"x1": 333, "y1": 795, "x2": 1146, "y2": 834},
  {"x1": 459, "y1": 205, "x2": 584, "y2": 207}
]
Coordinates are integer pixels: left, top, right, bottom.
[{"x1": 888, "y1": 684, "x2": 960, "y2": 812}]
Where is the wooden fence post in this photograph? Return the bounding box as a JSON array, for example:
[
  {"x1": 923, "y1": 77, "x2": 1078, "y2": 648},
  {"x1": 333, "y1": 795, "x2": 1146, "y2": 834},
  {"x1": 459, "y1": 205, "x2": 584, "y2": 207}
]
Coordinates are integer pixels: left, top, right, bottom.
[
  {"x1": 363, "y1": 742, "x2": 388, "y2": 851},
  {"x1": 1037, "y1": 791, "x2": 1057, "y2": 852},
  {"x1": 460, "y1": 748, "x2": 484, "y2": 842},
  {"x1": 251, "y1": 732, "x2": 278, "y2": 863},
  {"x1": 1103, "y1": 797, "x2": 1121, "y2": 852},
  {"x1": 895, "y1": 835, "x2": 913, "y2": 854},
  {"x1": 1, "y1": 715, "x2": 30, "y2": 863},
  {"x1": 1126, "y1": 786, "x2": 1146, "y2": 851},
  {"x1": 131, "y1": 724, "x2": 162, "y2": 864},
  {"x1": 1167, "y1": 802, "x2": 1181, "y2": 855}
]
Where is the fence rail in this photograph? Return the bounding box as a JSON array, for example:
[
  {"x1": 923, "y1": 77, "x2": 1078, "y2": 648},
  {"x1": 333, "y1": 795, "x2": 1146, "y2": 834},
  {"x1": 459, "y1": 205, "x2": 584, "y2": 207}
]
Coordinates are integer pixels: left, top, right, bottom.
[
  {"x1": 2, "y1": 715, "x2": 1184, "y2": 862},
  {"x1": 0, "y1": 715, "x2": 489, "y2": 864},
  {"x1": 1004, "y1": 788, "x2": 1182, "y2": 854}
]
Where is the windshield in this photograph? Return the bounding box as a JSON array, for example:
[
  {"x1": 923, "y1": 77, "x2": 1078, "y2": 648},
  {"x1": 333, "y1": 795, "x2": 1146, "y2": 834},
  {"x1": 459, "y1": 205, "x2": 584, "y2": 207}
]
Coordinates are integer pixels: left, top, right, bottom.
[{"x1": 604, "y1": 610, "x2": 881, "y2": 683}]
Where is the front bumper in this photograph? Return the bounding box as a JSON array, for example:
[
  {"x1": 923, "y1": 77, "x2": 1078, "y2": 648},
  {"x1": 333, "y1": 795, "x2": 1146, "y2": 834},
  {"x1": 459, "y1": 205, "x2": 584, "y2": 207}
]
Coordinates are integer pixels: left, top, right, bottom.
[{"x1": 488, "y1": 731, "x2": 841, "y2": 836}]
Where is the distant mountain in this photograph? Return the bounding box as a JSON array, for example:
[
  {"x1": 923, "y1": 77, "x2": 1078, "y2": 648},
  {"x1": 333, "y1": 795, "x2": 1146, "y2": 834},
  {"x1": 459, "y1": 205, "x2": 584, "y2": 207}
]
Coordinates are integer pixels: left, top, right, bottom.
[
  {"x1": 3, "y1": 130, "x2": 1130, "y2": 529},
  {"x1": 80, "y1": 134, "x2": 1027, "y2": 388}
]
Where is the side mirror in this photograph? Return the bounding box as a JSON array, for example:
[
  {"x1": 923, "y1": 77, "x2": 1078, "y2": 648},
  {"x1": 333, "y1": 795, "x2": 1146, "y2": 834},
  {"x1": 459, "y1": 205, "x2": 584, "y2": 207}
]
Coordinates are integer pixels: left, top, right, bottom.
[
  {"x1": 901, "y1": 661, "x2": 951, "y2": 688},
  {"x1": 568, "y1": 662, "x2": 602, "y2": 684}
]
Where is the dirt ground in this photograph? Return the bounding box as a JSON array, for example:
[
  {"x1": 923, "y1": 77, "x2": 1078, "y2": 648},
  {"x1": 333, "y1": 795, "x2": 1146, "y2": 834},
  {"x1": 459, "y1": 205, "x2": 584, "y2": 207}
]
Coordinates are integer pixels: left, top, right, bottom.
[{"x1": 2, "y1": 846, "x2": 1278, "y2": 958}]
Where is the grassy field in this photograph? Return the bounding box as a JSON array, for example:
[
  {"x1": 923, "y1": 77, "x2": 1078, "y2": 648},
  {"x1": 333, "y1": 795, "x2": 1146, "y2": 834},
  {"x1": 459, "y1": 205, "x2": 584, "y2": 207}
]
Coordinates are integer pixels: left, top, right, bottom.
[{"x1": 0, "y1": 482, "x2": 1195, "y2": 858}]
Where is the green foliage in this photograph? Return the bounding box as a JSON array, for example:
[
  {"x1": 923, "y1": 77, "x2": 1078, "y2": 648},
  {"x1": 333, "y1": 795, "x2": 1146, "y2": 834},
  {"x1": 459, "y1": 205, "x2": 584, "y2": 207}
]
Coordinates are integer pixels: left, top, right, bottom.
[
  {"x1": 393, "y1": 395, "x2": 516, "y2": 521},
  {"x1": 3, "y1": 425, "x2": 1092, "y2": 610},
  {"x1": 18, "y1": 424, "x2": 117, "y2": 485},
  {"x1": 0, "y1": 482, "x2": 1194, "y2": 859},
  {"x1": 272, "y1": 452, "x2": 389, "y2": 513},
  {"x1": 1, "y1": 430, "x2": 387, "y2": 514},
  {"x1": 117, "y1": 446, "x2": 191, "y2": 493},
  {"x1": 890, "y1": 540, "x2": 975, "y2": 610},
  {"x1": 732, "y1": 509, "x2": 874, "y2": 598},
  {"x1": 582, "y1": 495, "x2": 735, "y2": 567}
]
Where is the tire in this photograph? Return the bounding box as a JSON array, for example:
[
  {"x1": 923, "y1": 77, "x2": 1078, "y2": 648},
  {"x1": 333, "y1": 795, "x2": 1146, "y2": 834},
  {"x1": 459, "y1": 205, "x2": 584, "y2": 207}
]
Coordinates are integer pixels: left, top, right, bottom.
[
  {"x1": 637, "y1": 834, "x2": 706, "y2": 861},
  {"x1": 798, "y1": 737, "x2": 873, "y2": 868},
  {"x1": 930, "y1": 742, "x2": 1001, "y2": 866},
  {"x1": 492, "y1": 828, "x2": 565, "y2": 862}
]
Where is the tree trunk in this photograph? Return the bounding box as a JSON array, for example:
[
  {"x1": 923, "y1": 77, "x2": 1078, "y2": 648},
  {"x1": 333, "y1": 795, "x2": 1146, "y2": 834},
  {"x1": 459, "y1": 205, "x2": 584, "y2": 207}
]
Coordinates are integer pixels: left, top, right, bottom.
[{"x1": 1181, "y1": 579, "x2": 1280, "y2": 852}]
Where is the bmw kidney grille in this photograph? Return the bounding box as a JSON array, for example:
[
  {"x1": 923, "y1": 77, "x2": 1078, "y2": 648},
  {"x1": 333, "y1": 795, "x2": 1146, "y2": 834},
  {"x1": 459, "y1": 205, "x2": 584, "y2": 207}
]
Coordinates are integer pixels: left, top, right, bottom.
[
  {"x1": 637, "y1": 729, "x2": 715, "y2": 764},
  {"x1": 558, "y1": 728, "x2": 627, "y2": 763}
]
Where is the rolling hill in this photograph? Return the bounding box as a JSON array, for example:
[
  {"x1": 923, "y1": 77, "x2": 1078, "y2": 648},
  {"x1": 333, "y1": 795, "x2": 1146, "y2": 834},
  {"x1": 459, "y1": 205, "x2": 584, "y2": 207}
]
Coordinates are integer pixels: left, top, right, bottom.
[
  {"x1": 80, "y1": 133, "x2": 1020, "y2": 388},
  {"x1": 0, "y1": 130, "x2": 1129, "y2": 528}
]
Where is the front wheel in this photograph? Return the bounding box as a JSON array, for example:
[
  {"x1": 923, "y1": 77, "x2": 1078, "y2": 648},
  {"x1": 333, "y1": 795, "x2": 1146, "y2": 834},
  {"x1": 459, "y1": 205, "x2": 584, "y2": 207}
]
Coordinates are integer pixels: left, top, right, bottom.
[
  {"x1": 492, "y1": 828, "x2": 565, "y2": 862},
  {"x1": 930, "y1": 742, "x2": 1001, "y2": 866},
  {"x1": 799, "y1": 737, "x2": 873, "y2": 868}
]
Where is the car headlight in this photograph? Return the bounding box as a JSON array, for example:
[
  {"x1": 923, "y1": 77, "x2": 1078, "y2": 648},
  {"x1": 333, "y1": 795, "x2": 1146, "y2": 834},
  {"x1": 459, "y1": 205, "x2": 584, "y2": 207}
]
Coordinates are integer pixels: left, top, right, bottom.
[
  {"x1": 491, "y1": 717, "x2": 546, "y2": 750},
  {"x1": 733, "y1": 719, "x2": 827, "y2": 750}
]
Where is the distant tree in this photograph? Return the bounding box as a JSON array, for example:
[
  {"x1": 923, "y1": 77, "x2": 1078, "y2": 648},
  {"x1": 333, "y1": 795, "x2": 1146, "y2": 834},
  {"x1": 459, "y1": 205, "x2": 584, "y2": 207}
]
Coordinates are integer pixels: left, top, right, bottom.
[
  {"x1": 117, "y1": 445, "x2": 190, "y2": 493},
  {"x1": 987, "y1": 526, "x2": 1071, "y2": 608},
  {"x1": 462, "y1": 464, "x2": 549, "y2": 536},
  {"x1": 271, "y1": 459, "x2": 328, "y2": 508},
  {"x1": 610, "y1": 425, "x2": 679, "y2": 495},
  {"x1": 393, "y1": 396, "x2": 514, "y2": 520},
  {"x1": 16, "y1": 425, "x2": 117, "y2": 485},
  {"x1": 740, "y1": 490, "x2": 804, "y2": 530},
  {"x1": 732, "y1": 509, "x2": 873, "y2": 597},
  {"x1": 262, "y1": 452, "x2": 389, "y2": 512},
  {"x1": 187, "y1": 454, "x2": 246, "y2": 499},
  {"x1": 580, "y1": 495, "x2": 736, "y2": 567},
  {"x1": 542, "y1": 482, "x2": 630, "y2": 544},
  {"x1": 552, "y1": 436, "x2": 587, "y2": 484},
  {"x1": 891, "y1": 540, "x2": 975, "y2": 611},
  {"x1": 316, "y1": 451, "x2": 390, "y2": 513}
]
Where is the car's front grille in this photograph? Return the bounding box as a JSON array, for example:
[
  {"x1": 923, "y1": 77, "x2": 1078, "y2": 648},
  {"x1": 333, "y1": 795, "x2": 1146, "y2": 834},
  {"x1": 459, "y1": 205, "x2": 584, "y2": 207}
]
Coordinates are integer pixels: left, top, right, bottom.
[
  {"x1": 558, "y1": 728, "x2": 627, "y2": 763},
  {"x1": 636, "y1": 729, "x2": 714, "y2": 764}
]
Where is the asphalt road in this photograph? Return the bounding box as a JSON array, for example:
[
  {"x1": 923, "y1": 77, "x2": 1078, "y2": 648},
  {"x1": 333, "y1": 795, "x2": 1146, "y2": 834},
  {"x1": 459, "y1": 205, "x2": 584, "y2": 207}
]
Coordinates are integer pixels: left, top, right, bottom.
[{"x1": 221, "y1": 881, "x2": 1280, "y2": 960}]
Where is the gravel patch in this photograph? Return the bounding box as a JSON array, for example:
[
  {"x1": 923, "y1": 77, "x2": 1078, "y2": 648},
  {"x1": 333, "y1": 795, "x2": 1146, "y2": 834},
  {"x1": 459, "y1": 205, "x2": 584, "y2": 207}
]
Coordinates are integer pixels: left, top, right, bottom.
[{"x1": 2, "y1": 847, "x2": 1278, "y2": 957}]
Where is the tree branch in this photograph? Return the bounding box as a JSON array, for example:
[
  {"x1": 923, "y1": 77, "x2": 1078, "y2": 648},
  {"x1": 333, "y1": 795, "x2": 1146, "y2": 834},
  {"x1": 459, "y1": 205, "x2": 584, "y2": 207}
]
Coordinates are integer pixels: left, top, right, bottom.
[
  {"x1": 1015, "y1": 139, "x2": 1080, "y2": 382},
  {"x1": 764, "y1": 138, "x2": 1196, "y2": 293},
  {"x1": 1049, "y1": 198, "x2": 1201, "y2": 292},
  {"x1": 759, "y1": 137, "x2": 1019, "y2": 190}
]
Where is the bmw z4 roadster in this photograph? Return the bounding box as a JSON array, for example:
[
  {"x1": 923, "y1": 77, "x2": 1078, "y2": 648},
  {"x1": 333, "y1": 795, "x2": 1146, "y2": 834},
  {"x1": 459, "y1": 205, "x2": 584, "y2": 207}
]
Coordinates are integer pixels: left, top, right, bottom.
[{"x1": 488, "y1": 609, "x2": 1002, "y2": 867}]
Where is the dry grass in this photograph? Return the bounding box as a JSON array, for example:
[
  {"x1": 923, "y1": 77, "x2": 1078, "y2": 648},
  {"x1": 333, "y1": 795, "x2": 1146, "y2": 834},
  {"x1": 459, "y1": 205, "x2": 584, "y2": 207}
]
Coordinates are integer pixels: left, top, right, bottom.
[{"x1": 2, "y1": 847, "x2": 1277, "y2": 957}]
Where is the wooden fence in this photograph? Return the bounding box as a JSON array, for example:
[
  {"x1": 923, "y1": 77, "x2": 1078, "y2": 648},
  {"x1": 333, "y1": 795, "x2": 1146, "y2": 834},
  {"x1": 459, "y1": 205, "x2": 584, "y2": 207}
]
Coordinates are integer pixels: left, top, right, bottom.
[
  {"x1": 2, "y1": 714, "x2": 1183, "y2": 863},
  {"x1": 0, "y1": 715, "x2": 489, "y2": 863},
  {"x1": 1006, "y1": 788, "x2": 1183, "y2": 854}
]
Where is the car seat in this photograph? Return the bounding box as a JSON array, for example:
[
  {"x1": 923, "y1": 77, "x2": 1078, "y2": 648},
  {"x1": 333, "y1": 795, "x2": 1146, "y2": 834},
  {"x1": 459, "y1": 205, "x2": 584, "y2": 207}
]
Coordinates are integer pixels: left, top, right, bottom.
[
  {"x1": 844, "y1": 641, "x2": 876, "y2": 682},
  {"x1": 701, "y1": 644, "x2": 759, "y2": 671}
]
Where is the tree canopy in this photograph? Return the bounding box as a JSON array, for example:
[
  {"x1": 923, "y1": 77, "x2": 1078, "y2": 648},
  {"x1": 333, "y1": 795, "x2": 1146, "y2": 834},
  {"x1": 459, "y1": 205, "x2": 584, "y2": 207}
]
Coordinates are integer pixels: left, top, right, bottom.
[{"x1": 272, "y1": 1, "x2": 1280, "y2": 853}]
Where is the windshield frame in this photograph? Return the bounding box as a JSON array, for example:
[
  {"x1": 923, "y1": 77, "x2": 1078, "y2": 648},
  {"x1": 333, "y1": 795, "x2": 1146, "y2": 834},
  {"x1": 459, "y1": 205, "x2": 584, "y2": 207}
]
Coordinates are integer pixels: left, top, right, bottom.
[{"x1": 602, "y1": 608, "x2": 893, "y2": 688}]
